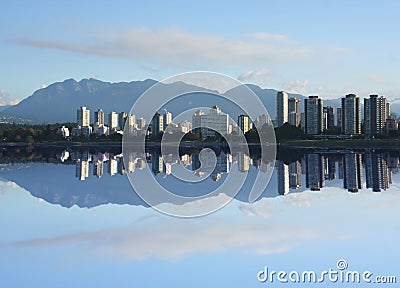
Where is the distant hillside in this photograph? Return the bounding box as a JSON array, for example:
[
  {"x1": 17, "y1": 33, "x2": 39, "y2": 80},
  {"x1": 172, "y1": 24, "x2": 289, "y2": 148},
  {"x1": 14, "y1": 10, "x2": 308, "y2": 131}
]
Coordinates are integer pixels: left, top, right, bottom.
[
  {"x1": 0, "y1": 105, "x2": 11, "y2": 112},
  {"x1": 1, "y1": 78, "x2": 344, "y2": 123}
]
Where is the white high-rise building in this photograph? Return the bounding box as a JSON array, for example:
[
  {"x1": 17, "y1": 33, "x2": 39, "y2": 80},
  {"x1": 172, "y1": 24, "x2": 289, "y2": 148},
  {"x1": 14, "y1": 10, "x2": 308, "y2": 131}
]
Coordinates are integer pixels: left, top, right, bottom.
[
  {"x1": 192, "y1": 106, "x2": 229, "y2": 138},
  {"x1": 277, "y1": 161, "x2": 290, "y2": 195},
  {"x1": 179, "y1": 120, "x2": 192, "y2": 133},
  {"x1": 77, "y1": 106, "x2": 90, "y2": 127},
  {"x1": 108, "y1": 111, "x2": 119, "y2": 130},
  {"x1": 276, "y1": 91, "x2": 289, "y2": 127},
  {"x1": 238, "y1": 152, "x2": 251, "y2": 172},
  {"x1": 76, "y1": 159, "x2": 89, "y2": 181},
  {"x1": 164, "y1": 111, "x2": 172, "y2": 126},
  {"x1": 108, "y1": 157, "x2": 118, "y2": 176},
  {"x1": 127, "y1": 114, "x2": 136, "y2": 129}
]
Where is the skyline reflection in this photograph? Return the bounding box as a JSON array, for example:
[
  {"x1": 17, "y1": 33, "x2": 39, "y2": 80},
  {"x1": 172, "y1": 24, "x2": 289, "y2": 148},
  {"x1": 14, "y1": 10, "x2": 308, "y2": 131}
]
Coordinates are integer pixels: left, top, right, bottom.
[
  {"x1": 68, "y1": 149, "x2": 397, "y2": 194},
  {"x1": 0, "y1": 146, "x2": 398, "y2": 210}
]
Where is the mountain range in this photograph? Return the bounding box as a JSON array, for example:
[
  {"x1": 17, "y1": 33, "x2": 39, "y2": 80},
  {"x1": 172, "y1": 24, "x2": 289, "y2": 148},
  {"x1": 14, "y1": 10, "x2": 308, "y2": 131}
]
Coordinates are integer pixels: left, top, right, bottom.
[{"x1": 0, "y1": 78, "x2": 388, "y2": 124}]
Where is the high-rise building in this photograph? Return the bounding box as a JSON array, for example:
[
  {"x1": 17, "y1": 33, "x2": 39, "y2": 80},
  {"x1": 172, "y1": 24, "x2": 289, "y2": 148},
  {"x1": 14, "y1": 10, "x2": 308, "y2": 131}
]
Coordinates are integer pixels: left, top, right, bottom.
[
  {"x1": 254, "y1": 114, "x2": 271, "y2": 129},
  {"x1": 211, "y1": 152, "x2": 230, "y2": 181},
  {"x1": 192, "y1": 106, "x2": 229, "y2": 138},
  {"x1": 126, "y1": 114, "x2": 136, "y2": 131},
  {"x1": 76, "y1": 159, "x2": 89, "y2": 181},
  {"x1": 305, "y1": 153, "x2": 325, "y2": 190},
  {"x1": 77, "y1": 106, "x2": 90, "y2": 127},
  {"x1": 365, "y1": 153, "x2": 389, "y2": 192},
  {"x1": 288, "y1": 97, "x2": 301, "y2": 127},
  {"x1": 164, "y1": 111, "x2": 173, "y2": 127},
  {"x1": 386, "y1": 102, "x2": 391, "y2": 121},
  {"x1": 300, "y1": 112, "x2": 305, "y2": 131},
  {"x1": 93, "y1": 160, "x2": 104, "y2": 178},
  {"x1": 323, "y1": 106, "x2": 335, "y2": 131},
  {"x1": 238, "y1": 115, "x2": 251, "y2": 133},
  {"x1": 277, "y1": 161, "x2": 289, "y2": 195},
  {"x1": 343, "y1": 153, "x2": 362, "y2": 192},
  {"x1": 151, "y1": 151, "x2": 164, "y2": 175},
  {"x1": 151, "y1": 112, "x2": 164, "y2": 136},
  {"x1": 324, "y1": 156, "x2": 336, "y2": 180},
  {"x1": 304, "y1": 96, "x2": 323, "y2": 135},
  {"x1": 179, "y1": 120, "x2": 192, "y2": 134},
  {"x1": 364, "y1": 95, "x2": 387, "y2": 136},
  {"x1": 289, "y1": 161, "x2": 301, "y2": 188},
  {"x1": 238, "y1": 152, "x2": 251, "y2": 172},
  {"x1": 386, "y1": 118, "x2": 398, "y2": 134},
  {"x1": 336, "y1": 107, "x2": 342, "y2": 128},
  {"x1": 276, "y1": 91, "x2": 289, "y2": 127},
  {"x1": 94, "y1": 109, "x2": 105, "y2": 126},
  {"x1": 341, "y1": 94, "x2": 361, "y2": 135},
  {"x1": 108, "y1": 111, "x2": 119, "y2": 130},
  {"x1": 118, "y1": 112, "x2": 127, "y2": 130},
  {"x1": 137, "y1": 118, "x2": 146, "y2": 130},
  {"x1": 108, "y1": 157, "x2": 118, "y2": 176}
]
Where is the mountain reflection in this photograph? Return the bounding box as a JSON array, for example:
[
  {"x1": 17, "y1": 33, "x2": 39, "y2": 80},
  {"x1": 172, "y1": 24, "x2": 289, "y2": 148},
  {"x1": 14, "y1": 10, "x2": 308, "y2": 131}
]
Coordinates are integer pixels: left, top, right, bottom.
[{"x1": 0, "y1": 146, "x2": 399, "y2": 209}]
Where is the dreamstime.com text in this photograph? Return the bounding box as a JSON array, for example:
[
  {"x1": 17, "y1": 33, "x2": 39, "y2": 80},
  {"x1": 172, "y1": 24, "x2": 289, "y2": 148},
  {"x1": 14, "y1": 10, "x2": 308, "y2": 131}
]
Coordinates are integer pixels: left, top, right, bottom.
[{"x1": 257, "y1": 259, "x2": 396, "y2": 284}]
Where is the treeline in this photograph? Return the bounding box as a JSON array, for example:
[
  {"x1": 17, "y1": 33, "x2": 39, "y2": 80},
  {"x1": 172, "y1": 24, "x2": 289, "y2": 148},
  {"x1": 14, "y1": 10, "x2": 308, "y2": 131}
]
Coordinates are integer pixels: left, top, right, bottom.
[
  {"x1": 0, "y1": 123, "x2": 75, "y2": 143},
  {"x1": 0, "y1": 123, "x2": 123, "y2": 143}
]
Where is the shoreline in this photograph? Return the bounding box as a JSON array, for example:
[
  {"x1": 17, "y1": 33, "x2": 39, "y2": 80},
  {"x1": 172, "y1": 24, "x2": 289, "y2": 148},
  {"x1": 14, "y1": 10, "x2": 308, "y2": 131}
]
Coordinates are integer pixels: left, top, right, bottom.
[
  {"x1": 1, "y1": 139, "x2": 400, "y2": 149},
  {"x1": 279, "y1": 139, "x2": 400, "y2": 149}
]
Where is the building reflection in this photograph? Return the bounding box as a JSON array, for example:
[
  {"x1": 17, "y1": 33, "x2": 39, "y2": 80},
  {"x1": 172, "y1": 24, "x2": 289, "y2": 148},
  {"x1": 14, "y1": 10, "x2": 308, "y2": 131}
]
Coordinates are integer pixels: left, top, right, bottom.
[
  {"x1": 343, "y1": 153, "x2": 362, "y2": 192},
  {"x1": 275, "y1": 151, "x2": 395, "y2": 194},
  {"x1": 306, "y1": 153, "x2": 325, "y2": 191},
  {"x1": 365, "y1": 153, "x2": 389, "y2": 192},
  {"x1": 289, "y1": 161, "x2": 301, "y2": 189},
  {"x1": 64, "y1": 148, "x2": 397, "y2": 195}
]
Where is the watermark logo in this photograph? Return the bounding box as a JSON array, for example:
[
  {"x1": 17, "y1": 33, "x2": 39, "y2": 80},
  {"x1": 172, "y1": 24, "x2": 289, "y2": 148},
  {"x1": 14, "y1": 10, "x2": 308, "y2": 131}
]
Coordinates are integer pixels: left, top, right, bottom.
[
  {"x1": 122, "y1": 71, "x2": 276, "y2": 217},
  {"x1": 336, "y1": 259, "x2": 348, "y2": 270},
  {"x1": 257, "y1": 259, "x2": 397, "y2": 284}
]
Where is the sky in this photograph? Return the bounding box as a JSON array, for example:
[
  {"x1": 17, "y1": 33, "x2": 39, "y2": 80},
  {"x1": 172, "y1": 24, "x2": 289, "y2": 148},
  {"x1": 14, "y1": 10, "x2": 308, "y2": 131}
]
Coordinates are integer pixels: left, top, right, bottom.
[{"x1": 1, "y1": 0, "x2": 400, "y2": 105}]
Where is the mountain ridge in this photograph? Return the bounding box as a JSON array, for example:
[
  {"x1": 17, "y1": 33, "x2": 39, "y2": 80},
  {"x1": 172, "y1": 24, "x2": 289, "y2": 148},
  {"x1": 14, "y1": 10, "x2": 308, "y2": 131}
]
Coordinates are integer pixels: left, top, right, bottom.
[{"x1": 1, "y1": 78, "x2": 344, "y2": 123}]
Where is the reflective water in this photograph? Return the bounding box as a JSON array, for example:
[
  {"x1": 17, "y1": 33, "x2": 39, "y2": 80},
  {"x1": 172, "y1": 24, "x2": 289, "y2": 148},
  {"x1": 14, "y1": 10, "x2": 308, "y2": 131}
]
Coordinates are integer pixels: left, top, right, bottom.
[{"x1": 0, "y1": 146, "x2": 399, "y2": 287}]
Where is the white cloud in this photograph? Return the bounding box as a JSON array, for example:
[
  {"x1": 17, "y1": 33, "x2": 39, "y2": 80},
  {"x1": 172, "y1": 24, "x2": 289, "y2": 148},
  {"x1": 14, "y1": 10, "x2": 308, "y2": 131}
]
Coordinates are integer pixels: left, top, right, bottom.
[
  {"x1": 237, "y1": 68, "x2": 274, "y2": 86},
  {"x1": 283, "y1": 79, "x2": 310, "y2": 95},
  {"x1": 281, "y1": 80, "x2": 337, "y2": 98},
  {"x1": 0, "y1": 89, "x2": 21, "y2": 106},
  {"x1": 247, "y1": 32, "x2": 289, "y2": 42},
  {"x1": 0, "y1": 181, "x2": 19, "y2": 189},
  {"x1": 13, "y1": 27, "x2": 315, "y2": 66},
  {"x1": 12, "y1": 217, "x2": 315, "y2": 261}
]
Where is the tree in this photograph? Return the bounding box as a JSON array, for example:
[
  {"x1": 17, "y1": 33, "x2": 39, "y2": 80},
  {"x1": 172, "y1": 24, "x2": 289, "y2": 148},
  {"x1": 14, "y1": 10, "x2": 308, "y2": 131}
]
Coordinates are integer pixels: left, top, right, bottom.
[{"x1": 274, "y1": 123, "x2": 305, "y2": 142}]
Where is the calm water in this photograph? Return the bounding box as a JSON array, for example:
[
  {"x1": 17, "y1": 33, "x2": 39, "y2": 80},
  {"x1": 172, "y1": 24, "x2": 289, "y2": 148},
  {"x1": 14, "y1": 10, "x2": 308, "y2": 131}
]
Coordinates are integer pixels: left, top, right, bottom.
[{"x1": 0, "y1": 146, "x2": 399, "y2": 287}]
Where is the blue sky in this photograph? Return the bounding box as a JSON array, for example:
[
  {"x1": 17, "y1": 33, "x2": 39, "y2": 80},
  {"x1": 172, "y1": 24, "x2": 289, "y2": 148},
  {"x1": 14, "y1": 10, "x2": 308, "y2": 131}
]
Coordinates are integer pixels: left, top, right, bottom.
[{"x1": 1, "y1": 0, "x2": 400, "y2": 105}]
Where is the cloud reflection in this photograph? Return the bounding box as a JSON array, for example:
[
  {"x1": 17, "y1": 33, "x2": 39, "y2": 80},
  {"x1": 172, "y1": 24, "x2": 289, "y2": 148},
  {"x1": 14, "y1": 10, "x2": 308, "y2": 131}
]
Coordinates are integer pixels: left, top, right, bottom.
[{"x1": 11, "y1": 211, "x2": 315, "y2": 261}]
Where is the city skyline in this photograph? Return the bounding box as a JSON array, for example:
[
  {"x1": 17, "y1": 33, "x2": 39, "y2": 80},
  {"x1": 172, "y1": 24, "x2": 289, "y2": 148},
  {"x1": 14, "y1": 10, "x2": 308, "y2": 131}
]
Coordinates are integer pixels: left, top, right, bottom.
[
  {"x1": 276, "y1": 91, "x2": 399, "y2": 136},
  {"x1": 72, "y1": 88, "x2": 400, "y2": 139}
]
